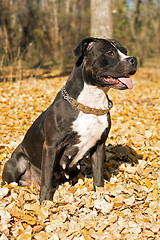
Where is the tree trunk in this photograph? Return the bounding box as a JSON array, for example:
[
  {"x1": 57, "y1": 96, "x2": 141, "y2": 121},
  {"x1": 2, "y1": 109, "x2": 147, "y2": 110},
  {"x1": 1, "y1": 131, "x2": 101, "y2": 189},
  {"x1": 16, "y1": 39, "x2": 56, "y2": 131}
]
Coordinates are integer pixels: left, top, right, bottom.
[
  {"x1": 129, "y1": 0, "x2": 143, "y2": 65},
  {"x1": 90, "y1": 0, "x2": 113, "y2": 38}
]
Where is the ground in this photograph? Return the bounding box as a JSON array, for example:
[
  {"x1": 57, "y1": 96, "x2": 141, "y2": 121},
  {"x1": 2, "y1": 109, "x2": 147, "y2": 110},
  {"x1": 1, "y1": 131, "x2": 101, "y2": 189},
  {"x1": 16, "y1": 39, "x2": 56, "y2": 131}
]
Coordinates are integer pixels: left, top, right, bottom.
[{"x1": 0, "y1": 67, "x2": 160, "y2": 240}]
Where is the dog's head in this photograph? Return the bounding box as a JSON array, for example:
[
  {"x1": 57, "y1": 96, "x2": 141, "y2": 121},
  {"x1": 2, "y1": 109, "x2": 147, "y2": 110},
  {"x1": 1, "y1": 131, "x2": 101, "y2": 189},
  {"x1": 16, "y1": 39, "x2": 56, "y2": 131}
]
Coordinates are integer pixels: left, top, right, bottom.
[{"x1": 73, "y1": 37, "x2": 137, "y2": 90}]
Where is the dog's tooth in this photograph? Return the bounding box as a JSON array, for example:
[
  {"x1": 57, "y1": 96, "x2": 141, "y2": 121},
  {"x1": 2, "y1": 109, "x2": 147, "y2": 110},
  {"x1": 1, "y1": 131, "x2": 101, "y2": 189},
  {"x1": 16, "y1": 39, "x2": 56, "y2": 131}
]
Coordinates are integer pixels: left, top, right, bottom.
[
  {"x1": 65, "y1": 173, "x2": 69, "y2": 179},
  {"x1": 68, "y1": 155, "x2": 72, "y2": 160},
  {"x1": 77, "y1": 164, "x2": 80, "y2": 170}
]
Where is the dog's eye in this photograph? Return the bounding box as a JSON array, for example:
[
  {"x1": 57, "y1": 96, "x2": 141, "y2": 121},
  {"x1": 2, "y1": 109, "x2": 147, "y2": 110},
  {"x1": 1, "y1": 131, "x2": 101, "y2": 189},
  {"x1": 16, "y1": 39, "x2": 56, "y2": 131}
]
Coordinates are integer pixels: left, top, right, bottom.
[{"x1": 106, "y1": 51, "x2": 114, "y2": 56}]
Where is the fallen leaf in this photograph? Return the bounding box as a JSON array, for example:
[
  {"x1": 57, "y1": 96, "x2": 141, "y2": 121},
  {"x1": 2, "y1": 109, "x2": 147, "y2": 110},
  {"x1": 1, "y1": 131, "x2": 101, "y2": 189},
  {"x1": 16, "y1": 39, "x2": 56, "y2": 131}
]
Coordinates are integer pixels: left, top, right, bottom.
[
  {"x1": 0, "y1": 187, "x2": 9, "y2": 199},
  {"x1": 0, "y1": 68, "x2": 160, "y2": 239},
  {"x1": 34, "y1": 231, "x2": 48, "y2": 240},
  {"x1": 94, "y1": 199, "x2": 114, "y2": 214},
  {"x1": 147, "y1": 189, "x2": 159, "y2": 201},
  {"x1": 17, "y1": 233, "x2": 31, "y2": 240},
  {"x1": 145, "y1": 180, "x2": 152, "y2": 188},
  {"x1": 21, "y1": 214, "x2": 36, "y2": 225}
]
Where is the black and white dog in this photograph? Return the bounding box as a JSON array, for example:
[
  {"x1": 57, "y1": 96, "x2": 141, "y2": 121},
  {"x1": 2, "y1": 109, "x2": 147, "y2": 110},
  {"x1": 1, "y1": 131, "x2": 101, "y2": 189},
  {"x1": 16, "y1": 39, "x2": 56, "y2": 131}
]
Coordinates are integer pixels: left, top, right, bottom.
[{"x1": 2, "y1": 38, "x2": 137, "y2": 202}]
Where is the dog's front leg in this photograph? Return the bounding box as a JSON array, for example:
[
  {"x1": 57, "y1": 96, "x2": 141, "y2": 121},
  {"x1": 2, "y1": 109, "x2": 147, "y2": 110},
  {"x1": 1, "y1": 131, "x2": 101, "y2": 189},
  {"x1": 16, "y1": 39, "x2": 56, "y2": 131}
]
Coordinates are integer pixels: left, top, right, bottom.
[
  {"x1": 91, "y1": 142, "x2": 105, "y2": 191},
  {"x1": 39, "y1": 143, "x2": 56, "y2": 202}
]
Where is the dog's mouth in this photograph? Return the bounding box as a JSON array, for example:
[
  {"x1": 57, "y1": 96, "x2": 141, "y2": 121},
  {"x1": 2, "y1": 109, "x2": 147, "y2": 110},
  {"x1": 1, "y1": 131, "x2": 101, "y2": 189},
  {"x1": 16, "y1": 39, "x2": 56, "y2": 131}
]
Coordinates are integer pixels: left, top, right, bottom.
[{"x1": 100, "y1": 70, "x2": 136, "y2": 90}]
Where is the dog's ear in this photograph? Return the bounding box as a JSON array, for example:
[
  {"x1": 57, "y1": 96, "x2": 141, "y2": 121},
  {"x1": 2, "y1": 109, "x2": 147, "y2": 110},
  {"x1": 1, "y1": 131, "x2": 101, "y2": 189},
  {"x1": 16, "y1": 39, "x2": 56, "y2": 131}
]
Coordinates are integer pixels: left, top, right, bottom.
[
  {"x1": 73, "y1": 37, "x2": 97, "y2": 57},
  {"x1": 73, "y1": 37, "x2": 97, "y2": 67}
]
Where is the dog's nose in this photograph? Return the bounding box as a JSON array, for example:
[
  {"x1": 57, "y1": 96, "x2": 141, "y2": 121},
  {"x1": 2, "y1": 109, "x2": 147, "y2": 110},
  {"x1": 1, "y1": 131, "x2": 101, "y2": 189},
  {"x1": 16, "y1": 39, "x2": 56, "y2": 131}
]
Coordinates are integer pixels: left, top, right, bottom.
[{"x1": 128, "y1": 57, "x2": 137, "y2": 66}]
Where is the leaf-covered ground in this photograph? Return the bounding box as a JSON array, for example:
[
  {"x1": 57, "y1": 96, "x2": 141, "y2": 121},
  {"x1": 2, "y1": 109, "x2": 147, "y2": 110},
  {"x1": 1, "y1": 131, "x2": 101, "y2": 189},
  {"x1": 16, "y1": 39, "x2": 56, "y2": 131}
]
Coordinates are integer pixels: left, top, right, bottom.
[{"x1": 0, "y1": 68, "x2": 160, "y2": 240}]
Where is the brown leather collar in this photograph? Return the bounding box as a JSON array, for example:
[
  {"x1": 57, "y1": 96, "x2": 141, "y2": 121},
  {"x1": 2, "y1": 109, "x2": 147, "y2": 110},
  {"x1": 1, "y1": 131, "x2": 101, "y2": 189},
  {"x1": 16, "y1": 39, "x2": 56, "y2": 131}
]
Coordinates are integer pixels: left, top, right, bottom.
[{"x1": 61, "y1": 86, "x2": 113, "y2": 116}]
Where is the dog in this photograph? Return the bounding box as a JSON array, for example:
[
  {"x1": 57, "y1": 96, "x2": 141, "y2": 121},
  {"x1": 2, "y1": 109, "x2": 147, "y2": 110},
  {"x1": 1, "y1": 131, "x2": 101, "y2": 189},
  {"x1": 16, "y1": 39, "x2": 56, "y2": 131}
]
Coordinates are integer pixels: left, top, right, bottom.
[{"x1": 2, "y1": 37, "x2": 137, "y2": 202}]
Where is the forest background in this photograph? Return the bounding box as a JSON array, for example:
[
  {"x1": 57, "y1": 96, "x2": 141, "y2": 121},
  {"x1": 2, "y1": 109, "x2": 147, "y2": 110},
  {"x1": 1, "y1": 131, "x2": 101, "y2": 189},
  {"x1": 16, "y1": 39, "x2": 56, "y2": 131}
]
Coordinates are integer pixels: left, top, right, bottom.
[{"x1": 0, "y1": 0, "x2": 160, "y2": 70}]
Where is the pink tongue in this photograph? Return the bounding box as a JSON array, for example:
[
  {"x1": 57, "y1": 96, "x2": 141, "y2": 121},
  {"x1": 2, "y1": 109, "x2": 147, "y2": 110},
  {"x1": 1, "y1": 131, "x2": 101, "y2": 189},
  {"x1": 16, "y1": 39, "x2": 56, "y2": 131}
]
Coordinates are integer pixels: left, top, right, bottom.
[{"x1": 118, "y1": 77, "x2": 133, "y2": 89}]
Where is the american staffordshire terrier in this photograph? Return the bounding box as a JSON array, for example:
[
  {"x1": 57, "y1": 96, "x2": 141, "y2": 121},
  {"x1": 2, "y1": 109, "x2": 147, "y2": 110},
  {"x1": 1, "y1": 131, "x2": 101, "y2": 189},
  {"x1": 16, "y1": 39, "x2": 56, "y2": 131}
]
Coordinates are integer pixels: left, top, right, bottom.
[{"x1": 2, "y1": 37, "x2": 137, "y2": 202}]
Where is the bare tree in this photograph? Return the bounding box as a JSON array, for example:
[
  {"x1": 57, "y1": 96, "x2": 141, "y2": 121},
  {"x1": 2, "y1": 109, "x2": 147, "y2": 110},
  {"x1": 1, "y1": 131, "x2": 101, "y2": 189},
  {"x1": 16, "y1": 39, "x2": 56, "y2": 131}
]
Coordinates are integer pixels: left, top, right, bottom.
[
  {"x1": 0, "y1": 0, "x2": 159, "y2": 68},
  {"x1": 90, "y1": 0, "x2": 113, "y2": 38}
]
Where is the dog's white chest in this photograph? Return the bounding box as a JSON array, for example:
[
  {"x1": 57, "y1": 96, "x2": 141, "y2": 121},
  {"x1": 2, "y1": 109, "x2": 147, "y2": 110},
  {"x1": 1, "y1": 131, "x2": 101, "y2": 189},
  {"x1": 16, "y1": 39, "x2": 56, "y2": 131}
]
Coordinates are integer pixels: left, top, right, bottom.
[
  {"x1": 73, "y1": 112, "x2": 108, "y2": 155},
  {"x1": 71, "y1": 84, "x2": 109, "y2": 165}
]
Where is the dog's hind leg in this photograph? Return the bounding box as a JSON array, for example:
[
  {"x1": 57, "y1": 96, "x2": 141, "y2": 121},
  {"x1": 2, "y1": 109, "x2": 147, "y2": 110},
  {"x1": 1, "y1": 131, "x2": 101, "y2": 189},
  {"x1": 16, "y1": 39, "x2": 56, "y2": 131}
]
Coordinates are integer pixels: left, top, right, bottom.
[{"x1": 2, "y1": 144, "x2": 29, "y2": 185}]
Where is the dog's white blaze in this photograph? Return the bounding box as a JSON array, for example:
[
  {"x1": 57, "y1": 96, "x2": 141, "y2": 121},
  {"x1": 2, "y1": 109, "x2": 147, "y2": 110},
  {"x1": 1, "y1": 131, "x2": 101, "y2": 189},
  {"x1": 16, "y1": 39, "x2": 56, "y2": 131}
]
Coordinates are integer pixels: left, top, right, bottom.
[
  {"x1": 109, "y1": 42, "x2": 129, "y2": 61},
  {"x1": 117, "y1": 49, "x2": 130, "y2": 61},
  {"x1": 70, "y1": 83, "x2": 109, "y2": 166}
]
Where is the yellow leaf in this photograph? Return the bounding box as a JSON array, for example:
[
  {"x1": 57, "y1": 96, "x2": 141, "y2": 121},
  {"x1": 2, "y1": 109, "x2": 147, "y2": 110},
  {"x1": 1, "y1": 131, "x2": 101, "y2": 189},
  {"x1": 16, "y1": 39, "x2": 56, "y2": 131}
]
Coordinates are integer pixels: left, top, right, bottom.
[
  {"x1": 24, "y1": 203, "x2": 48, "y2": 220},
  {"x1": 37, "y1": 207, "x2": 48, "y2": 220},
  {"x1": 22, "y1": 214, "x2": 36, "y2": 225},
  {"x1": 143, "y1": 217, "x2": 150, "y2": 222},
  {"x1": 145, "y1": 180, "x2": 152, "y2": 188},
  {"x1": 148, "y1": 189, "x2": 159, "y2": 201},
  {"x1": 20, "y1": 111, "x2": 25, "y2": 116},
  {"x1": 97, "y1": 230, "x2": 103, "y2": 235},
  {"x1": 68, "y1": 205, "x2": 76, "y2": 215},
  {"x1": 152, "y1": 189, "x2": 159, "y2": 200},
  {"x1": 3, "y1": 182, "x2": 18, "y2": 190},
  {"x1": 132, "y1": 175, "x2": 140, "y2": 185},
  {"x1": 86, "y1": 196, "x2": 93, "y2": 208},
  {"x1": 8, "y1": 208, "x2": 23, "y2": 218},
  {"x1": 142, "y1": 152, "x2": 148, "y2": 160},
  {"x1": 108, "y1": 213, "x2": 118, "y2": 223},
  {"x1": 34, "y1": 231, "x2": 48, "y2": 240},
  {"x1": 24, "y1": 203, "x2": 39, "y2": 212},
  {"x1": 81, "y1": 229, "x2": 93, "y2": 240},
  {"x1": 143, "y1": 168, "x2": 152, "y2": 176},
  {"x1": 0, "y1": 155, "x2": 4, "y2": 161},
  {"x1": 17, "y1": 233, "x2": 31, "y2": 240},
  {"x1": 151, "y1": 161, "x2": 158, "y2": 167}
]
